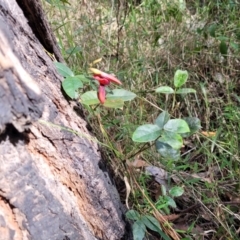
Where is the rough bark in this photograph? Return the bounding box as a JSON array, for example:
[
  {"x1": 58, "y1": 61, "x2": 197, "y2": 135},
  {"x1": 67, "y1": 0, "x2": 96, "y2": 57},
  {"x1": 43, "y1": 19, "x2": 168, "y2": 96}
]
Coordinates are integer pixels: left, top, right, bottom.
[{"x1": 0, "y1": 0, "x2": 126, "y2": 239}]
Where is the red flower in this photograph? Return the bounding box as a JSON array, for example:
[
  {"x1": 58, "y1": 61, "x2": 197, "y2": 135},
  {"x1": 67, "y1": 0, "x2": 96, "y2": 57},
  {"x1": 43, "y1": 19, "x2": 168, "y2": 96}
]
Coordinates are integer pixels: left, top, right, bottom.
[
  {"x1": 93, "y1": 74, "x2": 110, "y2": 86},
  {"x1": 97, "y1": 85, "x2": 106, "y2": 104},
  {"x1": 89, "y1": 68, "x2": 122, "y2": 104}
]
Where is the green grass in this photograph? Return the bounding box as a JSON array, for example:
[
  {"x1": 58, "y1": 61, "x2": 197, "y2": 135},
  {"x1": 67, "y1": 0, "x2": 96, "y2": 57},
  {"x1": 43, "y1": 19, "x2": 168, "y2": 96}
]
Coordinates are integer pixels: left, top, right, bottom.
[{"x1": 43, "y1": 0, "x2": 240, "y2": 239}]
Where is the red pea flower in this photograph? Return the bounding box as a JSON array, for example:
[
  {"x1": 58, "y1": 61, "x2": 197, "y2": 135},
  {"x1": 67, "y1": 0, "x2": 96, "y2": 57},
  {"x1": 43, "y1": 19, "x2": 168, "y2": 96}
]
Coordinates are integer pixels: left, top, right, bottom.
[
  {"x1": 97, "y1": 85, "x2": 106, "y2": 104},
  {"x1": 89, "y1": 68, "x2": 122, "y2": 104},
  {"x1": 93, "y1": 74, "x2": 110, "y2": 86}
]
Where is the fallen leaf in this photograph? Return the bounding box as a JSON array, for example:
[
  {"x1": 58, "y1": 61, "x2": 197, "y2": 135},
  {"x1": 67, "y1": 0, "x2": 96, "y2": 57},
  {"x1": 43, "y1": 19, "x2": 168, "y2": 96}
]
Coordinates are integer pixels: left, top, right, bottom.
[
  {"x1": 145, "y1": 166, "x2": 168, "y2": 186},
  {"x1": 201, "y1": 131, "x2": 216, "y2": 137},
  {"x1": 174, "y1": 223, "x2": 204, "y2": 235},
  {"x1": 127, "y1": 157, "x2": 150, "y2": 168},
  {"x1": 191, "y1": 173, "x2": 212, "y2": 183},
  {"x1": 164, "y1": 214, "x2": 181, "y2": 221}
]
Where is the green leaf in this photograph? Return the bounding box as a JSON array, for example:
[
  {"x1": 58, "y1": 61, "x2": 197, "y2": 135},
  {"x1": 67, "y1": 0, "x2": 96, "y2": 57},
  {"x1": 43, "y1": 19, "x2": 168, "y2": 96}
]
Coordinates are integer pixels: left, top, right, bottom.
[
  {"x1": 81, "y1": 90, "x2": 125, "y2": 108},
  {"x1": 141, "y1": 215, "x2": 171, "y2": 240},
  {"x1": 141, "y1": 215, "x2": 162, "y2": 232},
  {"x1": 174, "y1": 70, "x2": 188, "y2": 88},
  {"x1": 159, "y1": 131, "x2": 183, "y2": 149},
  {"x1": 176, "y1": 88, "x2": 196, "y2": 94},
  {"x1": 165, "y1": 196, "x2": 177, "y2": 208},
  {"x1": 132, "y1": 124, "x2": 162, "y2": 142},
  {"x1": 156, "y1": 202, "x2": 169, "y2": 211},
  {"x1": 217, "y1": 36, "x2": 228, "y2": 41},
  {"x1": 133, "y1": 220, "x2": 146, "y2": 240},
  {"x1": 106, "y1": 89, "x2": 136, "y2": 101},
  {"x1": 155, "y1": 86, "x2": 174, "y2": 94},
  {"x1": 54, "y1": 62, "x2": 74, "y2": 77},
  {"x1": 154, "y1": 111, "x2": 170, "y2": 129},
  {"x1": 208, "y1": 24, "x2": 217, "y2": 37},
  {"x1": 80, "y1": 91, "x2": 99, "y2": 105},
  {"x1": 219, "y1": 40, "x2": 228, "y2": 55},
  {"x1": 62, "y1": 76, "x2": 83, "y2": 99},
  {"x1": 74, "y1": 74, "x2": 90, "y2": 83},
  {"x1": 181, "y1": 117, "x2": 201, "y2": 137},
  {"x1": 126, "y1": 210, "x2": 140, "y2": 221},
  {"x1": 164, "y1": 119, "x2": 190, "y2": 133},
  {"x1": 169, "y1": 186, "x2": 184, "y2": 197},
  {"x1": 104, "y1": 98, "x2": 124, "y2": 108},
  {"x1": 155, "y1": 141, "x2": 180, "y2": 160}
]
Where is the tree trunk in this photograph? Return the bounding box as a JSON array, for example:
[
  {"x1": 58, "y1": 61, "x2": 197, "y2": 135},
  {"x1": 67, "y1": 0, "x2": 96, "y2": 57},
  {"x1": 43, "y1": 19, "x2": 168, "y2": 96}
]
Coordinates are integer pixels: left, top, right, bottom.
[{"x1": 0, "y1": 1, "x2": 127, "y2": 239}]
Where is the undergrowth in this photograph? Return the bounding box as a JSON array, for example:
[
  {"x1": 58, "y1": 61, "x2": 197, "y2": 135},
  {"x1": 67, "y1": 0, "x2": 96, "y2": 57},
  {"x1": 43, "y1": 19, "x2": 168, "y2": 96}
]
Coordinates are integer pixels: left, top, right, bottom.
[{"x1": 43, "y1": 0, "x2": 240, "y2": 239}]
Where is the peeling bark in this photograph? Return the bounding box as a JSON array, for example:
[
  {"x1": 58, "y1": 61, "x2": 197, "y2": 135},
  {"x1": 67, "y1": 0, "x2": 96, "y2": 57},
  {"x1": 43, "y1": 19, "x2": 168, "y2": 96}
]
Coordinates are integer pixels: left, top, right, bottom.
[{"x1": 0, "y1": 0, "x2": 127, "y2": 239}]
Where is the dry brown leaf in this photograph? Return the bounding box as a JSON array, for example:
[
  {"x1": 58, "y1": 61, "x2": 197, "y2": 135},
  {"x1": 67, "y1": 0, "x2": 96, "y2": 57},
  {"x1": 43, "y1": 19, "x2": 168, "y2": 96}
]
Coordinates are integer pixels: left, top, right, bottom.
[
  {"x1": 201, "y1": 211, "x2": 213, "y2": 221},
  {"x1": 201, "y1": 131, "x2": 216, "y2": 137},
  {"x1": 164, "y1": 214, "x2": 182, "y2": 221},
  {"x1": 191, "y1": 173, "x2": 212, "y2": 183},
  {"x1": 127, "y1": 158, "x2": 150, "y2": 168},
  {"x1": 174, "y1": 223, "x2": 204, "y2": 235}
]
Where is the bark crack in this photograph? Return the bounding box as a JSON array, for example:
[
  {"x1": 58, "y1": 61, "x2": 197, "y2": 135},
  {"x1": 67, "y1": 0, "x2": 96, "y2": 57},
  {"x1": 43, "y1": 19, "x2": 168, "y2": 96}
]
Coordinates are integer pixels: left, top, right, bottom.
[{"x1": 15, "y1": 0, "x2": 64, "y2": 62}]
